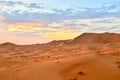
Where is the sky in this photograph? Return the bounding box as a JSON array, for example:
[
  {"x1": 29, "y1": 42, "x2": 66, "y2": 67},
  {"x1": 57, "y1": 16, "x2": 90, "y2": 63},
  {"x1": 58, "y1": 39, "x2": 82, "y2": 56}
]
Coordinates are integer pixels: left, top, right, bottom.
[{"x1": 0, "y1": 0, "x2": 120, "y2": 44}]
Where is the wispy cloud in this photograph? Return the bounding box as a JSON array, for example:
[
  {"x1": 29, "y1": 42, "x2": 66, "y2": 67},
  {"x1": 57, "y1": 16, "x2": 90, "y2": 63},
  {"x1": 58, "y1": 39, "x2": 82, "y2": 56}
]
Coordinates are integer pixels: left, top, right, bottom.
[
  {"x1": 1, "y1": 15, "x2": 120, "y2": 40},
  {"x1": 0, "y1": 0, "x2": 120, "y2": 44},
  {"x1": 0, "y1": 1, "x2": 24, "y2": 7},
  {"x1": 27, "y1": 3, "x2": 43, "y2": 9},
  {"x1": 43, "y1": 28, "x2": 80, "y2": 40},
  {"x1": 0, "y1": 15, "x2": 4, "y2": 21},
  {"x1": 48, "y1": 16, "x2": 120, "y2": 33},
  {"x1": 1, "y1": 1, "x2": 120, "y2": 19},
  {"x1": 8, "y1": 22, "x2": 42, "y2": 32}
]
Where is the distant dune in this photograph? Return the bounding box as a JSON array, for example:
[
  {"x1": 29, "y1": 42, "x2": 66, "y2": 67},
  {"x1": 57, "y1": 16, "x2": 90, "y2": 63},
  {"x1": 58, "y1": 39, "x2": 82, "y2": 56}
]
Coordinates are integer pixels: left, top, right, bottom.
[
  {"x1": 1, "y1": 32, "x2": 120, "y2": 46},
  {"x1": 0, "y1": 42, "x2": 16, "y2": 46},
  {"x1": 73, "y1": 32, "x2": 120, "y2": 44},
  {"x1": 0, "y1": 32, "x2": 120, "y2": 80},
  {"x1": 46, "y1": 32, "x2": 120, "y2": 46}
]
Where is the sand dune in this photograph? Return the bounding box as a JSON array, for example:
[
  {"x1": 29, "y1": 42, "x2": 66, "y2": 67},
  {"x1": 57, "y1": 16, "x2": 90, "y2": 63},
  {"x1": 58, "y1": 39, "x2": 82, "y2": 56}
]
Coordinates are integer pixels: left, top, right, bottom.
[
  {"x1": 0, "y1": 32, "x2": 120, "y2": 80},
  {"x1": 73, "y1": 32, "x2": 120, "y2": 44},
  {"x1": 0, "y1": 54, "x2": 119, "y2": 80}
]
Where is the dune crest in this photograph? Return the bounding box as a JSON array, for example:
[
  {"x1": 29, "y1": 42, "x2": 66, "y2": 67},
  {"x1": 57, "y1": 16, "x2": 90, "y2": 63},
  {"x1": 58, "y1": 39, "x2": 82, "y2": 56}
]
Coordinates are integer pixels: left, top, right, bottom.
[
  {"x1": 73, "y1": 32, "x2": 120, "y2": 44},
  {"x1": 0, "y1": 32, "x2": 120, "y2": 80}
]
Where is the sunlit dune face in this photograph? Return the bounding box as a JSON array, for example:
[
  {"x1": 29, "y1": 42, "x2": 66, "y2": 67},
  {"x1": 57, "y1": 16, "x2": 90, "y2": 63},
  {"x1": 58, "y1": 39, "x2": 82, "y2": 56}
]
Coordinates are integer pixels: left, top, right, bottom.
[{"x1": 8, "y1": 22, "x2": 41, "y2": 32}]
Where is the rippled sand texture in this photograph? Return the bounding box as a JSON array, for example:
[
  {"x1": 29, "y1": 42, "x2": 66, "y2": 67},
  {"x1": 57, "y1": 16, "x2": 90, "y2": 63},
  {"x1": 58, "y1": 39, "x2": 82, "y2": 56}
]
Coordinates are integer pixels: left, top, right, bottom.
[{"x1": 0, "y1": 33, "x2": 120, "y2": 80}]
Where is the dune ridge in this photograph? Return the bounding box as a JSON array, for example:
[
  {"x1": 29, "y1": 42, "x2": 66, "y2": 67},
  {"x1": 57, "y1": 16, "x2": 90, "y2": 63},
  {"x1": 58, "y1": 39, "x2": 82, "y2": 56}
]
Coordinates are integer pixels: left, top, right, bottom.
[{"x1": 0, "y1": 32, "x2": 120, "y2": 80}]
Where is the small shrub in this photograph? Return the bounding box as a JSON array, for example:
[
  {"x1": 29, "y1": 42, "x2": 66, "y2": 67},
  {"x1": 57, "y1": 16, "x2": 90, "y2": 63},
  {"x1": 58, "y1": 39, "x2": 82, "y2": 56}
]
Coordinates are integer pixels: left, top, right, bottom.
[
  {"x1": 78, "y1": 71, "x2": 85, "y2": 75},
  {"x1": 48, "y1": 56, "x2": 50, "y2": 58}
]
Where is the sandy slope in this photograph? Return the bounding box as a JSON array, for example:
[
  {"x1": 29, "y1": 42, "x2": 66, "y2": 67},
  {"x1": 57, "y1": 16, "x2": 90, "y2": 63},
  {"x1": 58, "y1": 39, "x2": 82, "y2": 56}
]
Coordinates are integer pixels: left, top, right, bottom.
[
  {"x1": 0, "y1": 33, "x2": 120, "y2": 80},
  {"x1": 0, "y1": 54, "x2": 119, "y2": 80}
]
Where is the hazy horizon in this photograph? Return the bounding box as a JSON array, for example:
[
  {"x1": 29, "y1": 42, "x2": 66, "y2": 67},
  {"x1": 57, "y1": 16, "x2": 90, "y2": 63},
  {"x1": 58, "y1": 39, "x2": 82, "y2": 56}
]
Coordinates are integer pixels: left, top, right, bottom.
[{"x1": 0, "y1": 0, "x2": 120, "y2": 44}]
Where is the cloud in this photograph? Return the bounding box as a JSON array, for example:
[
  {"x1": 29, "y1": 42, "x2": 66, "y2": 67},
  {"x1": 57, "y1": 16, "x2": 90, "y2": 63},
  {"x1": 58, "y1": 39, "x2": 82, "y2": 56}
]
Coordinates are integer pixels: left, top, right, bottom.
[
  {"x1": 2, "y1": 14, "x2": 120, "y2": 41},
  {"x1": 0, "y1": 5, "x2": 3, "y2": 10},
  {"x1": 8, "y1": 22, "x2": 42, "y2": 32},
  {"x1": 1, "y1": 1, "x2": 120, "y2": 44},
  {"x1": 0, "y1": 16, "x2": 4, "y2": 21},
  {"x1": 0, "y1": 1, "x2": 14, "y2": 7},
  {"x1": 6, "y1": 20, "x2": 80, "y2": 40},
  {"x1": 0, "y1": 16, "x2": 8, "y2": 33},
  {"x1": 27, "y1": 3, "x2": 43, "y2": 9},
  {"x1": 0, "y1": 1, "x2": 46, "y2": 14},
  {"x1": 0, "y1": 1, "x2": 24, "y2": 7},
  {"x1": 48, "y1": 22, "x2": 64, "y2": 28},
  {"x1": 1, "y1": 15, "x2": 120, "y2": 42},
  {"x1": 43, "y1": 28, "x2": 80, "y2": 40},
  {"x1": 47, "y1": 16, "x2": 120, "y2": 33},
  {"x1": 1, "y1": 1, "x2": 120, "y2": 23}
]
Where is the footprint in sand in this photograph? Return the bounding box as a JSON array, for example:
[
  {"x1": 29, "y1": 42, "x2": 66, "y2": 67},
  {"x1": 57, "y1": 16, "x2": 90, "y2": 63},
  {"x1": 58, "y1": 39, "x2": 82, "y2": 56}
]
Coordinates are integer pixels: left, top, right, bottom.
[{"x1": 77, "y1": 71, "x2": 85, "y2": 75}]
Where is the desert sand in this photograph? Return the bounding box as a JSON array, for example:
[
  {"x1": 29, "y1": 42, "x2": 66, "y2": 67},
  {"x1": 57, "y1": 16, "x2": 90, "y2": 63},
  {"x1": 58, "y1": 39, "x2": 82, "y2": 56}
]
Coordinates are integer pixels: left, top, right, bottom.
[{"x1": 0, "y1": 32, "x2": 120, "y2": 80}]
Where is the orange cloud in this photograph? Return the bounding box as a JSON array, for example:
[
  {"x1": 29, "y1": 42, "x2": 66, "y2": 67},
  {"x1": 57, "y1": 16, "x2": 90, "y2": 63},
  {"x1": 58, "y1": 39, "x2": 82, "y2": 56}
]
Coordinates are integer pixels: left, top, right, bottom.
[
  {"x1": 44, "y1": 28, "x2": 80, "y2": 40},
  {"x1": 48, "y1": 22, "x2": 63, "y2": 27},
  {"x1": 7, "y1": 21, "x2": 81, "y2": 40},
  {"x1": 8, "y1": 22, "x2": 42, "y2": 32},
  {"x1": 0, "y1": 16, "x2": 4, "y2": 21},
  {"x1": 0, "y1": 16, "x2": 6, "y2": 32}
]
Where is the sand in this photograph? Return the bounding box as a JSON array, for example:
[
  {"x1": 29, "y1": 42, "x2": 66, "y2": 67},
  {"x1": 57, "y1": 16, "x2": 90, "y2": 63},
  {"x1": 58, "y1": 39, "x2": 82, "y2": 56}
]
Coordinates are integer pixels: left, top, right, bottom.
[
  {"x1": 0, "y1": 32, "x2": 120, "y2": 80},
  {"x1": 0, "y1": 51, "x2": 120, "y2": 80}
]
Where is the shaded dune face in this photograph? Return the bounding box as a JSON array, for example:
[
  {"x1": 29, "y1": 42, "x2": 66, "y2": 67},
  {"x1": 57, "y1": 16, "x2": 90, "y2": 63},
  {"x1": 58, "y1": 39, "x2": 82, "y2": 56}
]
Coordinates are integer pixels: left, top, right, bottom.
[
  {"x1": 0, "y1": 42, "x2": 17, "y2": 50},
  {"x1": 72, "y1": 33, "x2": 120, "y2": 44},
  {"x1": 0, "y1": 42, "x2": 16, "y2": 47},
  {"x1": 46, "y1": 32, "x2": 120, "y2": 46},
  {"x1": 47, "y1": 40, "x2": 71, "y2": 46}
]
